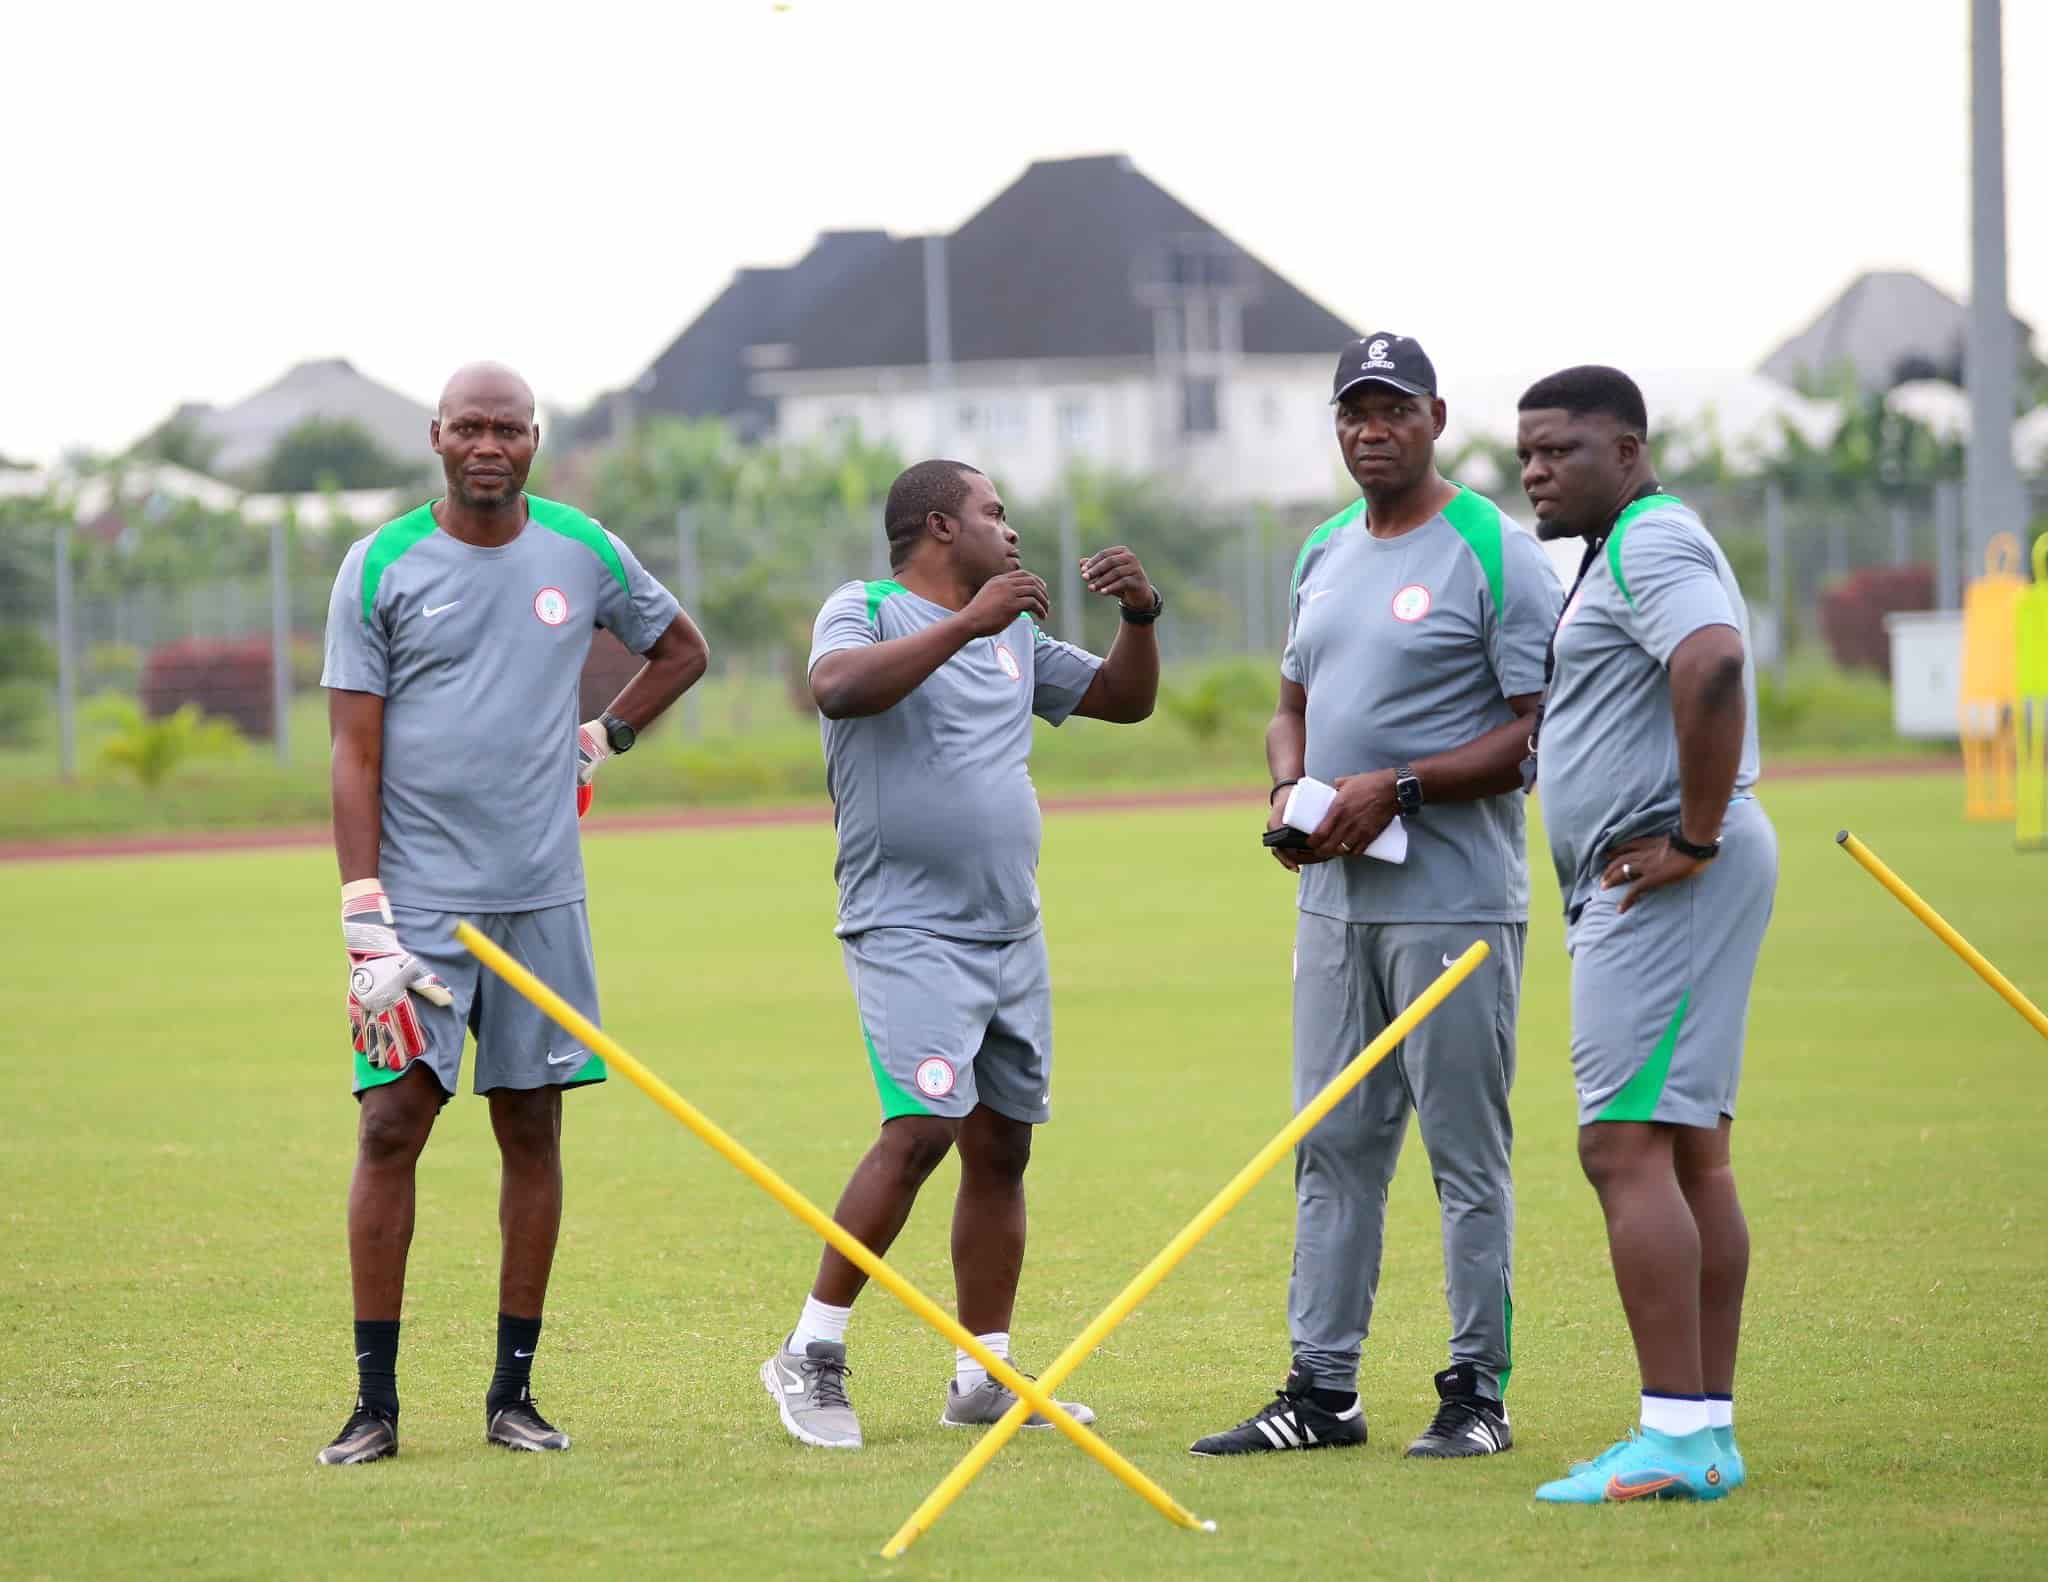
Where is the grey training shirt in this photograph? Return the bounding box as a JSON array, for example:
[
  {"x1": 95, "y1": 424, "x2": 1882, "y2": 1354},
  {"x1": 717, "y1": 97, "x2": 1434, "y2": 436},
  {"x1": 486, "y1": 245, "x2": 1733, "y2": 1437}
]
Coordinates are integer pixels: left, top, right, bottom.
[
  {"x1": 1282, "y1": 486, "x2": 1563, "y2": 924},
  {"x1": 809, "y1": 578, "x2": 1102, "y2": 941},
  {"x1": 321, "y1": 495, "x2": 681, "y2": 911}
]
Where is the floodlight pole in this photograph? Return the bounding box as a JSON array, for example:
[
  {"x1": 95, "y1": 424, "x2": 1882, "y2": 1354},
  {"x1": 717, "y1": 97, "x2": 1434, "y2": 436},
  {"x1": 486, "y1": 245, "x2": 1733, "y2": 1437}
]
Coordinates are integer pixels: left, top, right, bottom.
[{"x1": 1966, "y1": 0, "x2": 2023, "y2": 573}]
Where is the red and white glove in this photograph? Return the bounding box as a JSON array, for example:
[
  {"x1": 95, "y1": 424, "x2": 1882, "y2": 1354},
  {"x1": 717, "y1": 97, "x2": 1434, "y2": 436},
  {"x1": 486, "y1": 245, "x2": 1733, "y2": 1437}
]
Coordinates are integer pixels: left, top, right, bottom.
[
  {"x1": 575, "y1": 719, "x2": 612, "y2": 820},
  {"x1": 342, "y1": 879, "x2": 454, "y2": 1071}
]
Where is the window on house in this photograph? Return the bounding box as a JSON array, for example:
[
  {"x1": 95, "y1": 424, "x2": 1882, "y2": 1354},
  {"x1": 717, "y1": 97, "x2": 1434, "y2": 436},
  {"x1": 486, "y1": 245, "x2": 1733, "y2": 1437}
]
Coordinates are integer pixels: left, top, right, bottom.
[
  {"x1": 1181, "y1": 377, "x2": 1221, "y2": 435},
  {"x1": 1057, "y1": 398, "x2": 1096, "y2": 449}
]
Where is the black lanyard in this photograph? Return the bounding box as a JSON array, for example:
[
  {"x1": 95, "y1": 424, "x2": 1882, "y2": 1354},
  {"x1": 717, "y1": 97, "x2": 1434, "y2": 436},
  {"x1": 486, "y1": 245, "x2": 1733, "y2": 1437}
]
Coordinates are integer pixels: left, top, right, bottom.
[{"x1": 1529, "y1": 480, "x2": 1664, "y2": 753}]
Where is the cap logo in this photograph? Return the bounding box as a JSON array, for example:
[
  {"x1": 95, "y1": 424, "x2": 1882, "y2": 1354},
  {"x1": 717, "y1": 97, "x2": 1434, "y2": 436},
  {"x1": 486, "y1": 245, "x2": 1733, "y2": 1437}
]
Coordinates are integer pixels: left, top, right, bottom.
[{"x1": 1367, "y1": 338, "x2": 1389, "y2": 360}]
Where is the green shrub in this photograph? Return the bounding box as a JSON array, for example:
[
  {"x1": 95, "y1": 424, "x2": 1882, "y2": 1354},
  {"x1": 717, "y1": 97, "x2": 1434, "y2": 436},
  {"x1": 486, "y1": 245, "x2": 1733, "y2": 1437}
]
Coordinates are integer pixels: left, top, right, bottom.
[
  {"x1": 0, "y1": 678, "x2": 48, "y2": 745},
  {"x1": 1158, "y1": 658, "x2": 1273, "y2": 743},
  {"x1": 89, "y1": 695, "x2": 243, "y2": 788},
  {"x1": 82, "y1": 642, "x2": 142, "y2": 695}
]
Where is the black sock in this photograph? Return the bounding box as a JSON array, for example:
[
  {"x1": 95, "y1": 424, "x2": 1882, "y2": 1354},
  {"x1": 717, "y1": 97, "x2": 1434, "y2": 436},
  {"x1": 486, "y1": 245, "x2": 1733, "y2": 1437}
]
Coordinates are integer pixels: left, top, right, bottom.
[
  {"x1": 488, "y1": 1313, "x2": 542, "y2": 1412},
  {"x1": 354, "y1": 1319, "x2": 400, "y2": 1420},
  {"x1": 1307, "y1": 1385, "x2": 1358, "y2": 1413}
]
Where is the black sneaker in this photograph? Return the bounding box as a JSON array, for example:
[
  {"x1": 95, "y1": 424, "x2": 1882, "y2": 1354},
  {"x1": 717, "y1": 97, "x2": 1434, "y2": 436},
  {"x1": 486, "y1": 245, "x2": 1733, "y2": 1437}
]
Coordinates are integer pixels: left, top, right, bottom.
[
  {"x1": 316, "y1": 1400, "x2": 397, "y2": 1465},
  {"x1": 1188, "y1": 1364, "x2": 1366, "y2": 1456},
  {"x1": 487, "y1": 1390, "x2": 571, "y2": 1452},
  {"x1": 1404, "y1": 1364, "x2": 1512, "y2": 1458}
]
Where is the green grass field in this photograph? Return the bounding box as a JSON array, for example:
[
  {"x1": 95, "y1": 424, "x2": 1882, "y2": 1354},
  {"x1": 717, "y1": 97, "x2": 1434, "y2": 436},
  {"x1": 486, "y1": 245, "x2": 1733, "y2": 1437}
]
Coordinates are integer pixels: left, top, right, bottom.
[{"x1": 4, "y1": 773, "x2": 2043, "y2": 1580}]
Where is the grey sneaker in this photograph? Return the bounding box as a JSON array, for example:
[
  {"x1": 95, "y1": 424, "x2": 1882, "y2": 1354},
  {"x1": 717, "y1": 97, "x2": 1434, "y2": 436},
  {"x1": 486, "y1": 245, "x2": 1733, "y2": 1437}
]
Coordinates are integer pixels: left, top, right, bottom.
[
  {"x1": 941, "y1": 1374, "x2": 1096, "y2": 1430},
  {"x1": 486, "y1": 1391, "x2": 571, "y2": 1452},
  {"x1": 760, "y1": 1337, "x2": 862, "y2": 1449},
  {"x1": 316, "y1": 1401, "x2": 397, "y2": 1465}
]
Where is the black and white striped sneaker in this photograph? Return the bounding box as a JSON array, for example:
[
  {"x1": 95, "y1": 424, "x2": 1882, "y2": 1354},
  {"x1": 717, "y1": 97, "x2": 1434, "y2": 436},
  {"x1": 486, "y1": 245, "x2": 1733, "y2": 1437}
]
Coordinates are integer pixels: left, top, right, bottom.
[
  {"x1": 1404, "y1": 1364, "x2": 1512, "y2": 1458},
  {"x1": 1188, "y1": 1364, "x2": 1366, "y2": 1456},
  {"x1": 316, "y1": 1400, "x2": 397, "y2": 1465},
  {"x1": 487, "y1": 1390, "x2": 571, "y2": 1452}
]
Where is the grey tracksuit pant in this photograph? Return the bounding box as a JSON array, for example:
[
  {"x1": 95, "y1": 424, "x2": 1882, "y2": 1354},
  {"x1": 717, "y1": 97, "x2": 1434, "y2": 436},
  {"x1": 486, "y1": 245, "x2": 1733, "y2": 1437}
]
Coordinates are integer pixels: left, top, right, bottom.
[{"x1": 1288, "y1": 914, "x2": 1523, "y2": 1400}]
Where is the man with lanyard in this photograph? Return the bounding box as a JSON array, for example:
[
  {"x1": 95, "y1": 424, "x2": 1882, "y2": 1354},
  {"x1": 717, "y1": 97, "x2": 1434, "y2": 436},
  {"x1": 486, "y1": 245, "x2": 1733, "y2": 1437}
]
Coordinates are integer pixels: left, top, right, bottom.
[
  {"x1": 317, "y1": 361, "x2": 708, "y2": 1464},
  {"x1": 1515, "y1": 365, "x2": 1776, "y2": 1504},
  {"x1": 1191, "y1": 335, "x2": 1561, "y2": 1461},
  {"x1": 761, "y1": 458, "x2": 1162, "y2": 1450}
]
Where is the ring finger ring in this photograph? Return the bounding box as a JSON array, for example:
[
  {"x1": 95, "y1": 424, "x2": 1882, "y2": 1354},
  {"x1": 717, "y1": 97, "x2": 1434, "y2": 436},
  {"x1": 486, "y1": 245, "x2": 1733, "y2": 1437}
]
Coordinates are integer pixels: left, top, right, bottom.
[
  {"x1": 1621, "y1": 863, "x2": 1634, "y2": 879},
  {"x1": 1340, "y1": 842, "x2": 1352, "y2": 852}
]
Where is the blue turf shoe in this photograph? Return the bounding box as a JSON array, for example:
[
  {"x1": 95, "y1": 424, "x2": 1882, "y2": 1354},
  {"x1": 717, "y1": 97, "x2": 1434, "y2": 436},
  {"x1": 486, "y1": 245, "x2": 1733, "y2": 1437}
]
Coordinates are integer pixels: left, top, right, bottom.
[
  {"x1": 1713, "y1": 1425, "x2": 1746, "y2": 1490},
  {"x1": 1535, "y1": 1427, "x2": 1731, "y2": 1503}
]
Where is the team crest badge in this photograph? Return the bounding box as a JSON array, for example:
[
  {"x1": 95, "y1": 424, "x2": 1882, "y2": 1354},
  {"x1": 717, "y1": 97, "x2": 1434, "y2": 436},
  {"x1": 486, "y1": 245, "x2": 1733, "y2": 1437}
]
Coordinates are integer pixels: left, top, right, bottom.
[
  {"x1": 995, "y1": 644, "x2": 1021, "y2": 681},
  {"x1": 1391, "y1": 584, "x2": 1431, "y2": 622},
  {"x1": 533, "y1": 587, "x2": 569, "y2": 626},
  {"x1": 914, "y1": 1056, "x2": 956, "y2": 1098}
]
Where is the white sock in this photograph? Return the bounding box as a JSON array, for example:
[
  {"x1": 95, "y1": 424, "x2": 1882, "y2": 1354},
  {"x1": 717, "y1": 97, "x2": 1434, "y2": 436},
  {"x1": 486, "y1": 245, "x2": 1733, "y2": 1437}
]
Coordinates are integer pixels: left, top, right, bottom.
[
  {"x1": 1640, "y1": 1392, "x2": 1710, "y2": 1437},
  {"x1": 790, "y1": 1296, "x2": 852, "y2": 1353},
  {"x1": 1706, "y1": 1394, "x2": 1734, "y2": 1431},
  {"x1": 956, "y1": 1331, "x2": 1010, "y2": 1391}
]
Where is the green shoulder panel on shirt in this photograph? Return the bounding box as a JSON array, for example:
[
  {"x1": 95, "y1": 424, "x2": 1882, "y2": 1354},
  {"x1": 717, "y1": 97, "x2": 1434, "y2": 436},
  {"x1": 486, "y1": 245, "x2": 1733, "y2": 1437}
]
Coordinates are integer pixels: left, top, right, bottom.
[
  {"x1": 1291, "y1": 499, "x2": 1365, "y2": 598},
  {"x1": 864, "y1": 578, "x2": 908, "y2": 625},
  {"x1": 527, "y1": 494, "x2": 629, "y2": 592},
  {"x1": 359, "y1": 503, "x2": 439, "y2": 626},
  {"x1": 1441, "y1": 485, "x2": 1505, "y2": 615},
  {"x1": 1604, "y1": 493, "x2": 1685, "y2": 612}
]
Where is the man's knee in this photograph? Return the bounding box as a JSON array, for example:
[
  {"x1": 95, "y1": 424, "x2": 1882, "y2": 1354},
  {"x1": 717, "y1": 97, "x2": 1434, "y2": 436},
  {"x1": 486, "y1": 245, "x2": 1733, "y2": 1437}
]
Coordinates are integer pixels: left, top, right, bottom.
[
  {"x1": 876, "y1": 1116, "x2": 958, "y2": 1185},
  {"x1": 1576, "y1": 1121, "x2": 1668, "y2": 1193},
  {"x1": 491, "y1": 1088, "x2": 563, "y2": 1165},
  {"x1": 959, "y1": 1110, "x2": 1032, "y2": 1185},
  {"x1": 357, "y1": 1079, "x2": 437, "y2": 1167}
]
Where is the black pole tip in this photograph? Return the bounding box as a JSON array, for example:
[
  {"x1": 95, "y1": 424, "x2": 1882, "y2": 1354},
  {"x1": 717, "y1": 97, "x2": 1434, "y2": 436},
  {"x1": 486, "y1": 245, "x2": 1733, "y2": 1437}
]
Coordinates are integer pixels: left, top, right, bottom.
[{"x1": 1834, "y1": 829, "x2": 1850, "y2": 844}]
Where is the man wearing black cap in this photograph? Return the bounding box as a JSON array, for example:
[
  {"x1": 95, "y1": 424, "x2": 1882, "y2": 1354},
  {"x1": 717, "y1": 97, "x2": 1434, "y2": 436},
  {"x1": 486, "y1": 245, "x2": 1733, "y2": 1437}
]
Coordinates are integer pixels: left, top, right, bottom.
[{"x1": 1190, "y1": 335, "x2": 1562, "y2": 1462}]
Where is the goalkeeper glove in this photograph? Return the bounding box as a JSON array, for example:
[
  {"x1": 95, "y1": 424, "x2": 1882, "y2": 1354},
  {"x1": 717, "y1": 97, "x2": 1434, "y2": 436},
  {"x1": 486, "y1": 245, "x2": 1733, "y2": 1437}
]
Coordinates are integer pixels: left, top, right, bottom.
[{"x1": 342, "y1": 878, "x2": 454, "y2": 1071}]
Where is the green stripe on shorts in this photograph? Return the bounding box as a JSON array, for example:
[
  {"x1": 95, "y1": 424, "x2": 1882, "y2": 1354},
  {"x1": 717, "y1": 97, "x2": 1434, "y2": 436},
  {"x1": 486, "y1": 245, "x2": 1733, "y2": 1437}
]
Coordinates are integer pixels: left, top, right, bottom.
[
  {"x1": 864, "y1": 1022, "x2": 931, "y2": 1121},
  {"x1": 1595, "y1": 989, "x2": 1691, "y2": 1123}
]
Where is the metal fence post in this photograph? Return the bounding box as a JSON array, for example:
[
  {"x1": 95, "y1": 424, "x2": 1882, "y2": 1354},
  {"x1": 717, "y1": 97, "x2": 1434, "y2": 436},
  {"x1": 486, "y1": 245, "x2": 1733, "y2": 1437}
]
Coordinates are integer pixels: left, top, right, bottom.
[
  {"x1": 270, "y1": 516, "x2": 291, "y2": 765},
  {"x1": 1890, "y1": 501, "x2": 1911, "y2": 566},
  {"x1": 676, "y1": 504, "x2": 702, "y2": 739},
  {"x1": 1242, "y1": 515, "x2": 1267, "y2": 656},
  {"x1": 1764, "y1": 483, "x2": 1788, "y2": 682},
  {"x1": 55, "y1": 520, "x2": 77, "y2": 782},
  {"x1": 1935, "y1": 481, "x2": 1962, "y2": 610},
  {"x1": 1058, "y1": 499, "x2": 1082, "y2": 642}
]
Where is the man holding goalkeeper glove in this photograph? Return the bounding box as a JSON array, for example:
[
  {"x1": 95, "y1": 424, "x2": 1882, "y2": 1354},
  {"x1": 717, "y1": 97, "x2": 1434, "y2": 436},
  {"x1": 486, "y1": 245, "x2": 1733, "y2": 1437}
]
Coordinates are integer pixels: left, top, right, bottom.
[{"x1": 317, "y1": 361, "x2": 707, "y2": 1465}]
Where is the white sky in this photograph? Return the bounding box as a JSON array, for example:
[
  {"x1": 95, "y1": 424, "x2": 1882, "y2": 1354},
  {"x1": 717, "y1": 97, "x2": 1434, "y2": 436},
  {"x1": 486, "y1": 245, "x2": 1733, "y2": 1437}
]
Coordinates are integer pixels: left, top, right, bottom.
[{"x1": 5, "y1": 0, "x2": 2040, "y2": 462}]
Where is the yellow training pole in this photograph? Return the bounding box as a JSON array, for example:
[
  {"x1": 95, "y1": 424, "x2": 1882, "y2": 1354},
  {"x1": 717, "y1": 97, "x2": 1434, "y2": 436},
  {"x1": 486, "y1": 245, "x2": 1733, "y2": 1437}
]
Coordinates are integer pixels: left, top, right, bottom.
[
  {"x1": 454, "y1": 924, "x2": 1209, "y2": 1534},
  {"x1": 1835, "y1": 831, "x2": 2048, "y2": 1040},
  {"x1": 882, "y1": 939, "x2": 1491, "y2": 1559}
]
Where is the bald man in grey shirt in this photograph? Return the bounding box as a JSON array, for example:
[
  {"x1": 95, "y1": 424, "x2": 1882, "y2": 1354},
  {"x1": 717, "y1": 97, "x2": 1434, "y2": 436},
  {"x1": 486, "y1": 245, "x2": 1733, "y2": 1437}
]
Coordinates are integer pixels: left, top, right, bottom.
[{"x1": 315, "y1": 363, "x2": 708, "y2": 1467}]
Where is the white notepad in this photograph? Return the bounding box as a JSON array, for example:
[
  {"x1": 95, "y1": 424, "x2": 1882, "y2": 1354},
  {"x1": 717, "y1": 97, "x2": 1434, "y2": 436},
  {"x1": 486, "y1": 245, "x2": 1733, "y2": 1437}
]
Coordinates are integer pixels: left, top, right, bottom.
[{"x1": 1283, "y1": 776, "x2": 1409, "y2": 864}]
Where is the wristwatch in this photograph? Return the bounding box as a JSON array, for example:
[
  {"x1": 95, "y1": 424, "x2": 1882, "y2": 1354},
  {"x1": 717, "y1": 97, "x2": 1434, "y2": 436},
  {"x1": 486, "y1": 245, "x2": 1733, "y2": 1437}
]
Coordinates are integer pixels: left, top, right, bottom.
[
  {"x1": 1393, "y1": 765, "x2": 1423, "y2": 817},
  {"x1": 1669, "y1": 830, "x2": 1720, "y2": 861},
  {"x1": 1119, "y1": 587, "x2": 1165, "y2": 625},
  {"x1": 600, "y1": 712, "x2": 637, "y2": 755}
]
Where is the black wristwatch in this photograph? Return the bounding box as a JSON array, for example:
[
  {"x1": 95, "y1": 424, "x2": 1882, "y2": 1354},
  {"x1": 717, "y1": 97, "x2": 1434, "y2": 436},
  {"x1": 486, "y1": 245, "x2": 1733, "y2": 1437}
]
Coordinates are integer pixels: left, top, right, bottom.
[
  {"x1": 600, "y1": 712, "x2": 637, "y2": 755},
  {"x1": 1393, "y1": 765, "x2": 1424, "y2": 817},
  {"x1": 1119, "y1": 587, "x2": 1165, "y2": 625},
  {"x1": 1669, "y1": 830, "x2": 1720, "y2": 861}
]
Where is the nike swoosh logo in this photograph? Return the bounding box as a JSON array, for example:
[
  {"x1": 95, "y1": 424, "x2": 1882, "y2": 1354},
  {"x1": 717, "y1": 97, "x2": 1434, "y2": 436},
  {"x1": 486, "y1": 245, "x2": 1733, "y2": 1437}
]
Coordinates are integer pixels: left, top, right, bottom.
[
  {"x1": 422, "y1": 601, "x2": 462, "y2": 618},
  {"x1": 513, "y1": 1348, "x2": 534, "y2": 1359},
  {"x1": 1605, "y1": 1473, "x2": 1683, "y2": 1500},
  {"x1": 1441, "y1": 953, "x2": 1458, "y2": 969},
  {"x1": 544, "y1": 1050, "x2": 581, "y2": 1065},
  {"x1": 356, "y1": 1352, "x2": 372, "y2": 1362},
  {"x1": 1308, "y1": 588, "x2": 1336, "y2": 601}
]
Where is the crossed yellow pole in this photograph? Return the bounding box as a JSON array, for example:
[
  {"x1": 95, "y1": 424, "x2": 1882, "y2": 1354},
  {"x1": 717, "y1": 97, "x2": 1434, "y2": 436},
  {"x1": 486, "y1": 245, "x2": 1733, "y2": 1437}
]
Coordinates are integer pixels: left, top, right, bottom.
[
  {"x1": 881, "y1": 939, "x2": 1492, "y2": 1557},
  {"x1": 1835, "y1": 831, "x2": 2048, "y2": 1039},
  {"x1": 454, "y1": 923, "x2": 1213, "y2": 1536}
]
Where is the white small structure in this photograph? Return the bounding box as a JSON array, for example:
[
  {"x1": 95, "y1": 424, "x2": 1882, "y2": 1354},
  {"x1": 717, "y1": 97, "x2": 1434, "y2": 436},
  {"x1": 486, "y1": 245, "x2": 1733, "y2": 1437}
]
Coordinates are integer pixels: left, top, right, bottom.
[{"x1": 1885, "y1": 610, "x2": 1965, "y2": 738}]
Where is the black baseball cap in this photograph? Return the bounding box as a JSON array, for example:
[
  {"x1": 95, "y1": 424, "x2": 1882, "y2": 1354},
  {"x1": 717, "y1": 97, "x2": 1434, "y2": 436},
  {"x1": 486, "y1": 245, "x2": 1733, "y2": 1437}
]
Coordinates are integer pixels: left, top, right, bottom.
[{"x1": 1331, "y1": 333, "x2": 1437, "y2": 402}]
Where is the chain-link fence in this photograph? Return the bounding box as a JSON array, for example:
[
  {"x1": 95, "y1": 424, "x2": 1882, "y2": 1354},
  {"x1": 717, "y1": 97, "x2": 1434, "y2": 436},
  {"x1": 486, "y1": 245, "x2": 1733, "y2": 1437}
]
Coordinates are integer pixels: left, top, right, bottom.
[{"x1": 10, "y1": 476, "x2": 2048, "y2": 780}]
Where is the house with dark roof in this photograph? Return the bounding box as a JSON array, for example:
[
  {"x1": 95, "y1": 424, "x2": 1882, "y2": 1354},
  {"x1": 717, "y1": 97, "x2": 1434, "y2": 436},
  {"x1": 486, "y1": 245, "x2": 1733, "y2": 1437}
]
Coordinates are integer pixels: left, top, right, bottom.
[
  {"x1": 1760, "y1": 270, "x2": 2035, "y2": 395},
  {"x1": 611, "y1": 154, "x2": 1360, "y2": 501}
]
